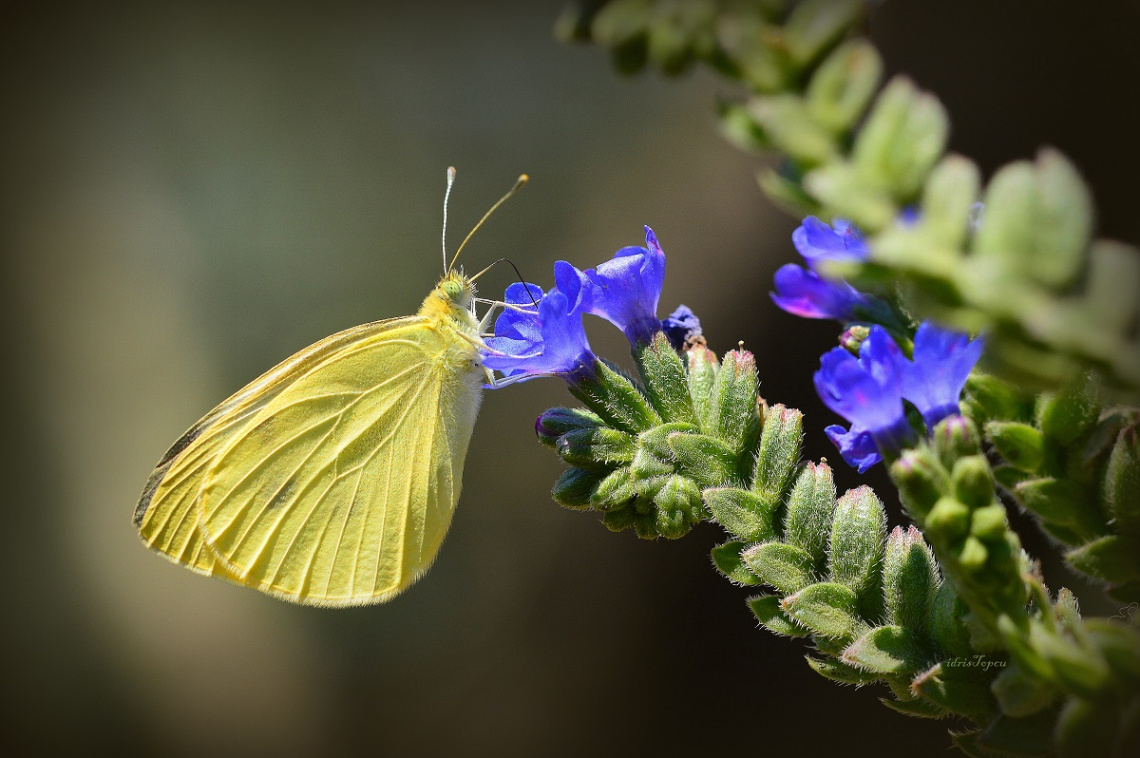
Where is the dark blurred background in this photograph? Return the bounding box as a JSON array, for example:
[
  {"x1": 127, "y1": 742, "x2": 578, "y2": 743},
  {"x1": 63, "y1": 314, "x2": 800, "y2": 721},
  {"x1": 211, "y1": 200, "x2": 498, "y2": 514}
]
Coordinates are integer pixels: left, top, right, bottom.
[{"x1": 2, "y1": 1, "x2": 1138, "y2": 756}]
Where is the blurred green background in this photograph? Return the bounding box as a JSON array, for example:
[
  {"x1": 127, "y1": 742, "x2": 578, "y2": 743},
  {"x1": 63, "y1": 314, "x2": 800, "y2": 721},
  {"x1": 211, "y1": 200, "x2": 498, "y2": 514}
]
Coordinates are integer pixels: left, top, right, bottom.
[{"x1": 2, "y1": 1, "x2": 1138, "y2": 756}]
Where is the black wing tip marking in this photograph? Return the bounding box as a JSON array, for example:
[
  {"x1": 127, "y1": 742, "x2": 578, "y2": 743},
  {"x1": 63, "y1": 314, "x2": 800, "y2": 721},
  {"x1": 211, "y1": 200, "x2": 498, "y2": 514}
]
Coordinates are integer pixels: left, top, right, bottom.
[{"x1": 132, "y1": 423, "x2": 208, "y2": 527}]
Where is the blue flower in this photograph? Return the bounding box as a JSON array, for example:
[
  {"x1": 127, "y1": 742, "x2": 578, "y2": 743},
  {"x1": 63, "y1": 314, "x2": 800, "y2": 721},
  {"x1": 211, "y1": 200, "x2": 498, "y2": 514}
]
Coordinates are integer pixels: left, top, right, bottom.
[
  {"x1": 824, "y1": 424, "x2": 883, "y2": 473},
  {"x1": 792, "y1": 216, "x2": 870, "y2": 270},
  {"x1": 661, "y1": 305, "x2": 702, "y2": 350},
  {"x1": 814, "y1": 326, "x2": 916, "y2": 469},
  {"x1": 556, "y1": 225, "x2": 667, "y2": 346},
  {"x1": 897, "y1": 322, "x2": 985, "y2": 429},
  {"x1": 816, "y1": 322, "x2": 985, "y2": 471},
  {"x1": 770, "y1": 264, "x2": 870, "y2": 321},
  {"x1": 482, "y1": 283, "x2": 595, "y2": 382}
]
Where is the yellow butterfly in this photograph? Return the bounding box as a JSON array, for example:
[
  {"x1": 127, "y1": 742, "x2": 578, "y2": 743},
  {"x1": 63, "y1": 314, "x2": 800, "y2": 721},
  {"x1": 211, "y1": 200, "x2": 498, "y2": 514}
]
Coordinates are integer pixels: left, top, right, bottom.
[{"x1": 134, "y1": 168, "x2": 526, "y2": 607}]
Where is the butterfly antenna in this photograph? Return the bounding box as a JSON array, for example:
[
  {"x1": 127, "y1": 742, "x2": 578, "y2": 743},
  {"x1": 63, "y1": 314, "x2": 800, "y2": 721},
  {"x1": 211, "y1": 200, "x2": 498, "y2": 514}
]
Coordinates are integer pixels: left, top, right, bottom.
[
  {"x1": 448, "y1": 173, "x2": 528, "y2": 272},
  {"x1": 442, "y1": 166, "x2": 457, "y2": 275},
  {"x1": 470, "y1": 257, "x2": 540, "y2": 307}
]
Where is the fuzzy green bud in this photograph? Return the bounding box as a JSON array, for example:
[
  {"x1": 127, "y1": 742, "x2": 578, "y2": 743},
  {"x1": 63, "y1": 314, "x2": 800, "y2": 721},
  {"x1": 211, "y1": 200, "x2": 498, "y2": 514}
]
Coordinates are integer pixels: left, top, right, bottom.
[
  {"x1": 654, "y1": 475, "x2": 702, "y2": 539},
  {"x1": 570, "y1": 359, "x2": 661, "y2": 434},
  {"x1": 783, "y1": 460, "x2": 836, "y2": 568},
  {"x1": 925, "y1": 497, "x2": 972, "y2": 543},
  {"x1": 783, "y1": 0, "x2": 863, "y2": 68},
  {"x1": 742, "y1": 542, "x2": 816, "y2": 594},
  {"x1": 843, "y1": 625, "x2": 927, "y2": 676},
  {"x1": 685, "y1": 341, "x2": 720, "y2": 434},
  {"x1": 950, "y1": 454, "x2": 996, "y2": 509},
  {"x1": 828, "y1": 486, "x2": 886, "y2": 613},
  {"x1": 883, "y1": 526, "x2": 940, "y2": 637},
  {"x1": 932, "y1": 415, "x2": 981, "y2": 466},
  {"x1": 1105, "y1": 425, "x2": 1140, "y2": 539},
  {"x1": 704, "y1": 487, "x2": 777, "y2": 543},
  {"x1": 535, "y1": 407, "x2": 603, "y2": 447},
  {"x1": 668, "y1": 432, "x2": 736, "y2": 487},
  {"x1": 970, "y1": 504, "x2": 1010, "y2": 541},
  {"x1": 985, "y1": 421, "x2": 1046, "y2": 474},
  {"x1": 710, "y1": 348, "x2": 762, "y2": 457},
  {"x1": 551, "y1": 467, "x2": 603, "y2": 510},
  {"x1": 891, "y1": 447, "x2": 951, "y2": 519},
  {"x1": 752, "y1": 404, "x2": 803, "y2": 502},
  {"x1": 555, "y1": 427, "x2": 637, "y2": 468},
  {"x1": 711, "y1": 540, "x2": 761, "y2": 586},
  {"x1": 781, "y1": 582, "x2": 860, "y2": 642},
  {"x1": 634, "y1": 331, "x2": 697, "y2": 425},
  {"x1": 806, "y1": 39, "x2": 881, "y2": 134},
  {"x1": 747, "y1": 595, "x2": 809, "y2": 638}
]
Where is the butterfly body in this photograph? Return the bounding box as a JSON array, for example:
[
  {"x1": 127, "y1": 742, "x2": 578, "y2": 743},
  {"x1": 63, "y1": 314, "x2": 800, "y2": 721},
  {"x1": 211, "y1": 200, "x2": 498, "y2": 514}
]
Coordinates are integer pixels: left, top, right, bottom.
[{"x1": 135, "y1": 271, "x2": 485, "y2": 606}]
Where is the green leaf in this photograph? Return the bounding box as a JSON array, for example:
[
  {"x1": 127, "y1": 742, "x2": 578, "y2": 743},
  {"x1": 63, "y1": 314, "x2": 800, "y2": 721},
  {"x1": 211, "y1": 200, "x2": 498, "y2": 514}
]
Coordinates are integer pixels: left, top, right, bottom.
[
  {"x1": 741, "y1": 541, "x2": 815, "y2": 594},
  {"x1": 805, "y1": 655, "x2": 880, "y2": 685},
  {"x1": 806, "y1": 39, "x2": 881, "y2": 134},
  {"x1": 1030, "y1": 149, "x2": 1094, "y2": 290},
  {"x1": 992, "y1": 663, "x2": 1059, "y2": 719},
  {"x1": 1036, "y1": 375, "x2": 1101, "y2": 447},
  {"x1": 913, "y1": 662, "x2": 1000, "y2": 722},
  {"x1": 879, "y1": 696, "x2": 948, "y2": 720},
  {"x1": 1014, "y1": 477, "x2": 1105, "y2": 542},
  {"x1": 1066, "y1": 535, "x2": 1140, "y2": 584},
  {"x1": 929, "y1": 583, "x2": 974, "y2": 657},
  {"x1": 852, "y1": 76, "x2": 948, "y2": 200},
  {"x1": 919, "y1": 153, "x2": 981, "y2": 250},
  {"x1": 782, "y1": 581, "x2": 859, "y2": 641},
  {"x1": 803, "y1": 161, "x2": 897, "y2": 233},
  {"x1": 843, "y1": 626, "x2": 928, "y2": 676},
  {"x1": 1056, "y1": 696, "x2": 1117, "y2": 758},
  {"x1": 782, "y1": 0, "x2": 862, "y2": 68},
  {"x1": 742, "y1": 94, "x2": 837, "y2": 166},
  {"x1": 748, "y1": 595, "x2": 809, "y2": 637},
  {"x1": 827, "y1": 486, "x2": 886, "y2": 614},
  {"x1": 751, "y1": 403, "x2": 803, "y2": 502},
  {"x1": 1105, "y1": 425, "x2": 1140, "y2": 539},
  {"x1": 711, "y1": 540, "x2": 762, "y2": 586},
  {"x1": 593, "y1": 466, "x2": 639, "y2": 507},
  {"x1": 978, "y1": 711, "x2": 1058, "y2": 757},
  {"x1": 782, "y1": 460, "x2": 836, "y2": 567},
  {"x1": 704, "y1": 486, "x2": 778, "y2": 543}
]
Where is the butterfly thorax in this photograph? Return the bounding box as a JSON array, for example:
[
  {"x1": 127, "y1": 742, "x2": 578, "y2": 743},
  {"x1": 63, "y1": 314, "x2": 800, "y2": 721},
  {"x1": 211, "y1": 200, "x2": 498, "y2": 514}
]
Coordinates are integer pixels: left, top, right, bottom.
[{"x1": 419, "y1": 270, "x2": 480, "y2": 338}]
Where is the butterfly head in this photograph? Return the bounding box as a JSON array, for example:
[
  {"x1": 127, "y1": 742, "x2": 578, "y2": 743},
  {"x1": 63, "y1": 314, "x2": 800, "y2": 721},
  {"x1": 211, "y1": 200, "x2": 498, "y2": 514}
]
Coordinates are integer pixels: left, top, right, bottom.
[{"x1": 421, "y1": 270, "x2": 477, "y2": 322}]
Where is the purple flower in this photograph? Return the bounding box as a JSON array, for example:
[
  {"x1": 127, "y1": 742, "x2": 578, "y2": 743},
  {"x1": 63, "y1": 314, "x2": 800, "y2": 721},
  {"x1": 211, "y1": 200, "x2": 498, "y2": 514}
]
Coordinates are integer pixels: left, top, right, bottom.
[
  {"x1": 792, "y1": 216, "x2": 870, "y2": 270},
  {"x1": 556, "y1": 225, "x2": 667, "y2": 346},
  {"x1": 897, "y1": 322, "x2": 986, "y2": 429},
  {"x1": 772, "y1": 217, "x2": 885, "y2": 323},
  {"x1": 770, "y1": 264, "x2": 870, "y2": 320},
  {"x1": 661, "y1": 305, "x2": 702, "y2": 350},
  {"x1": 482, "y1": 283, "x2": 595, "y2": 382},
  {"x1": 814, "y1": 326, "x2": 916, "y2": 468}
]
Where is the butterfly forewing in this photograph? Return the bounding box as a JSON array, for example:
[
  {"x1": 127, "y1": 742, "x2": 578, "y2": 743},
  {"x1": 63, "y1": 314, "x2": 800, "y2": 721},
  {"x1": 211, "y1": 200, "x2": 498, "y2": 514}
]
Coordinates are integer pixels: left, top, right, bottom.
[
  {"x1": 195, "y1": 319, "x2": 483, "y2": 606},
  {"x1": 135, "y1": 318, "x2": 419, "y2": 579}
]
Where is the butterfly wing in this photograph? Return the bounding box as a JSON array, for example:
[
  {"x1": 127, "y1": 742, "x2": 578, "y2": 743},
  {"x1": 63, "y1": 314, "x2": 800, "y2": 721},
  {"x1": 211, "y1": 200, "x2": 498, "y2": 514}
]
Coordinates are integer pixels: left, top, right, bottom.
[
  {"x1": 135, "y1": 318, "x2": 422, "y2": 580},
  {"x1": 194, "y1": 318, "x2": 483, "y2": 606}
]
